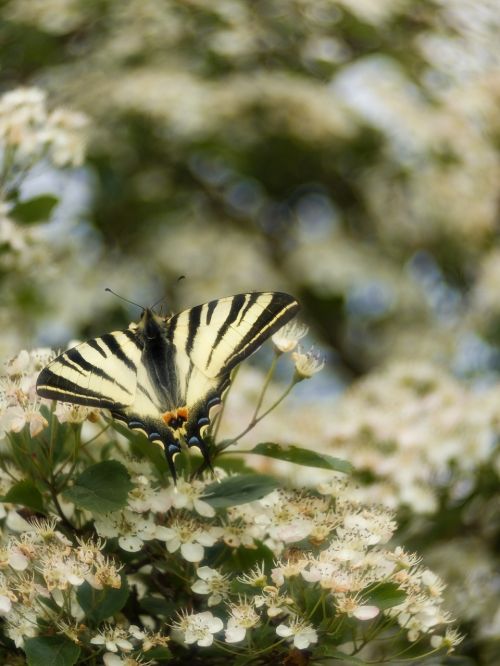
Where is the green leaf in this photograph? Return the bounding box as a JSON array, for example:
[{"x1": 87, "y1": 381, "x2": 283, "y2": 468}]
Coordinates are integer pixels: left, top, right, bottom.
[
  {"x1": 77, "y1": 577, "x2": 129, "y2": 623},
  {"x1": 210, "y1": 541, "x2": 274, "y2": 577},
  {"x1": 364, "y1": 582, "x2": 406, "y2": 610},
  {"x1": 63, "y1": 460, "x2": 133, "y2": 512},
  {"x1": 2, "y1": 480, "x2": 44, "y2": 512},
  {"x1": 24, "y1": 636, "x2": 80, "y2": 666},
  {"x1": 110, "y1": 419, "x2": 169, "y2": 476},
  {"x1": 313, "y1": 645, "x2": 366, "y2": 663},
  {"x1": 202, "y1": 473, "x2": 280, "y2": 508},
  {"x1": 211, "y1": 455, "x2": 254, "y2": 475},
  {"x1": 11, "y1": 195, "x2": 59, "y2": 224},
  {"x1": 251, "y1": 442, "x2": 353, "y2": 474},
  {"x1": 140, "y1": 595, "x2": 177, "y2": 618},
  {"x1": 144, "y1": 646, "x2": 173, "y2": 660}
]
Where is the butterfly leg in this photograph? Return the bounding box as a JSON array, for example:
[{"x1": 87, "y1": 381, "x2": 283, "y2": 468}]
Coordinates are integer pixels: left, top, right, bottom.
[
  {"x1": 165, "y1": 443, "x2": 180, "y2": 483},
  {"x1": 188, "y1": 437, "x2": 214, "y2": 477},
  {"x1": 111, "y1": 410, "x2": 183, "y2": 483}
]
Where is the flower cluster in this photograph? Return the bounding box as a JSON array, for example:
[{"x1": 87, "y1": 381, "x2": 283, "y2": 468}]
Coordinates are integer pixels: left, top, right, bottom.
[
  {"x1": 0, "y1": 513, "x2": 170, "y2": 662},
  {"x1": 0, "y1": 348, "x2": 97, "y2": 442},
  {"x1": 0, "y1": 86, "x2": 88, "y2": 173},
  {"x1": 163, "y1": 481, "x2": 461, "y2": 656},
  {"x1": 323, "y1": 361, "x2": 500, "y2": 513},
  {"x1": 0, "y1": 517, "x2": 122, "y2": 646}
]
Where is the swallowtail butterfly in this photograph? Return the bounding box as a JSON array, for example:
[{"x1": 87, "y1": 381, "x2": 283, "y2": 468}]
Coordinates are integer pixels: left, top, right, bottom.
[{"x1": 36, "y1": 292, "x2": 299, "y2": 479}]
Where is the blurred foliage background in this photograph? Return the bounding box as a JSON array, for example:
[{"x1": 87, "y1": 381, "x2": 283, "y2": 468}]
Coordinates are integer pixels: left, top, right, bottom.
[{"x1": 1, "y1": 0, "x2": 500, "y2": 664}]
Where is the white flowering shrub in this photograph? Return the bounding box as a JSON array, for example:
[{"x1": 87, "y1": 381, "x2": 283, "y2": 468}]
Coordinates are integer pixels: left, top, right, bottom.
[
  {"x1": 0, "y1": 342, "x2": 462, "y2": 666},
  {"x1": 2, "y1": 2, "x2": 500, "y2": 664}
]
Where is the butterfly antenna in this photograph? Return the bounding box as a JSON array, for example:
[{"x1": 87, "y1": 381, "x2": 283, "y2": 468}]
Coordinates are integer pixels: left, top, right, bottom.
[
  {"x1": 151, "y1": 294, "x2": 167, "y2": 310},
  {"x1": 150, "y1": 276, "x2": 186, "y2": 311},
  {"x1": 105, "y1": 288, "x2": 144, "y2": 311}
]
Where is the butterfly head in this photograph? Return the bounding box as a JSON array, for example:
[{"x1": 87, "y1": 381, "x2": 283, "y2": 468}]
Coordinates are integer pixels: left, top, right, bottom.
[{"x1": 137, "y1": 308, "x2": 166, "y2": 341}]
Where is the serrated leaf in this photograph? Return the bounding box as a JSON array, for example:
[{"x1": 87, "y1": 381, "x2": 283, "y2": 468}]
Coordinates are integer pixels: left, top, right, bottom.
[
  {"x1": 2, "y1": 480, "x2": 44, "y2": 512},
  {"x1": 364, "y1": 582, "x2": 406, "y2": 610},
  {"x1": 77, "y1": 577, "x2": 129, "y2": 623},
  {"x1": 24, "y1": 636, "x2": 80, "y2": 666},
  {"x1": 202, "y1": 473, "x2": 279, "y2": 508},
  {"x1": 63, "y1": 460, "x2": 133, "y2": 512},
  {"x1": 251, "y1": 442, "x2": 352, "y2": 474},
  {"x1": 11, "y1": 195, "x2": 59, "y2": 224}
]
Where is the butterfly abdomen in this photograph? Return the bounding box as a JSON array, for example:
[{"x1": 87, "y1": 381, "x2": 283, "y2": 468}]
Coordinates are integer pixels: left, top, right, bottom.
[{"x1": 137, "y1": 310, "x2": 181, "y2": 409}]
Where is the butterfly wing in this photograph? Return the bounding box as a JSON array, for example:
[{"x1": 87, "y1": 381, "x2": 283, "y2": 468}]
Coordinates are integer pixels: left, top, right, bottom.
[
  {"x1": 170, "y1": 291, "x2": 299, "y2": 380},
  {"x1": 167, "y1": 291, "x2": 300, "y2": 452},
  {"x1": 36, "y1": 329, "x2": 144, "y2": 410}
]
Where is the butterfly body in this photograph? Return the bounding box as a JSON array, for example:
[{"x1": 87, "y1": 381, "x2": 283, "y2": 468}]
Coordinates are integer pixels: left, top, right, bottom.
[{"x1": 37, "y1": 292, "x2": 299, "y2": 479}]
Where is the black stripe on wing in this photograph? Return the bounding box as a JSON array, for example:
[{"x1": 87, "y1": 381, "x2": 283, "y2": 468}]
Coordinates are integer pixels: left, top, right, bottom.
[
  {"x1": 87, "y1": 338, "x2": 107, "y2": 358},
  {"x1": 222, "y1": 292, "x2": 299, "y2": 372},
  {"x1": 206, "y1": 299, "x2": 218, "y2": 324},
  {"x1": 186, "y1": 304, "x2": 202, "y2": 354},
  {"x1": 101, "y1": 333, "x2": 137, "y2": 371},
  {"x1": 123, "y1": 328, "x2": 144, "y2": 350},
  {"x1": 36, "y1": 328, "x2": 143, "y2": 409},
  {"x1": 239, "y1": 291, "x2": 259, "y2": 322},
  {"x1": 36, "y1": 368, "x2": 125, "y2": 409},
  {"x1": 206, "y1": 293, "x2": 246, "y2": 368}
]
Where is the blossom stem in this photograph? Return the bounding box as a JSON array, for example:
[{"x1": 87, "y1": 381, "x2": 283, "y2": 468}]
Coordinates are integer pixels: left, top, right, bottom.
[
  {"x1": 367, "y1": 635, "x2": 428, "y2": 662},
  {"x1": 81, "y1": 421, "x2": 111, "y2": 448},
  {"x1": 48, "y1": 407, "x2": 58, "y2": 466},
  {"x1": 48, "y1": 485, "x2": 76, "y2": 532},
  {"x1": 8, "y1": 432, "x2": 46, "y2": 480},
  {"x1": 306, "y1": 591, "x2": 326, "y2": 621},
  {"x1": 0, "y1": 456, "x2": 18, "y2": 482},
  {"x1": 212, "y1": 365, "x2": 240, "y2": 440},
  {"x1": 216, "y1": 379, "x2": 297, "y2": 452},
  {"x1": 359, "y1": 615, "x2": 393, "y2": 647},
  {"x1": 251, "y1": 351, "x2": 279, "y2": 423},
  {"x1": 212, "y1": 640, "x2": 247, "y2": 655}
]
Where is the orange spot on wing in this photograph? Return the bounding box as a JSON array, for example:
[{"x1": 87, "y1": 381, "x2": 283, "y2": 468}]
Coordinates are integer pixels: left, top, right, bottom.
[
  {"x1": 177, "y1": 407, "x2": 189, "y2": 421},
  {"x1": 162, "y1": 410, "x2": 175, "y2": 425},
  {"x1": 162, "y1": 407, "x2": 189, "y2": 427}
]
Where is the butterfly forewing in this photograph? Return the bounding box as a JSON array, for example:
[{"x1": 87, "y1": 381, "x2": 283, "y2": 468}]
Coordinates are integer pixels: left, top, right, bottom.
[
  {"x1": 37, "y1": 329, "x2": 143, "y2": 409},
  {"x1": 170, "y1": 292, "x2": 298, "y2": 381},
  {"x1": 36, "y1": 291, "x2": 300, "y2": 479}
]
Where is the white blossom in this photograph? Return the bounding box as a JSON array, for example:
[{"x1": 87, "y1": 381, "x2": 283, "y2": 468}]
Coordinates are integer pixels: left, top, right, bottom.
[
  {"x1": 90, "y1": 626, "x2": 134, "y2": 653},
  {"x1": 93, "y1": 510, "x2": 163, "y2": 552},
  {"x1": 191, "y1": 566, "x2": 231, "y2": 606},
  {"x1": 272, "y1": 321, "x2": 308, "y2": 353},
  {"x1": 276, "y1": 617, "x2": 318, "y2": 649},
  {"x1": 225, "y1": 600, "x2": 260, "y2": 643},
  {"x1": 162, "y1": 518, "x2": 221, "y2": 562},
  {"x1": 174, "y1": 610, "x2": 223, "y2": 647},
  {"x1": 171, "y1": 478, "x2": 215, "y2": 517},
  {"x1": 292, "y1": 346, "x2": 325, "y2": 378}
]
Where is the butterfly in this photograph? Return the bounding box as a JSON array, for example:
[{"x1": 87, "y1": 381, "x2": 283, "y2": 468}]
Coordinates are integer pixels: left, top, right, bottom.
[{"x1": 36, "y1": 291, "x2": 300, "y2": 479}]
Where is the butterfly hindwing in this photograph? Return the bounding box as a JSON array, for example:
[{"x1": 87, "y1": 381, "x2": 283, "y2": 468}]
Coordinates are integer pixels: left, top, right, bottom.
[{"x1": 36, "y1": 291, "x2": 300, "y2": 479}]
